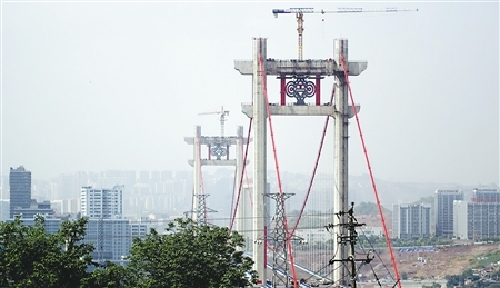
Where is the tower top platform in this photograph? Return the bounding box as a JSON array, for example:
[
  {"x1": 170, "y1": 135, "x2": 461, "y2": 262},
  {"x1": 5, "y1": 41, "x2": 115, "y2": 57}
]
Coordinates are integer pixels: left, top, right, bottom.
[
  {"x1": 233, "y1": 59, "x2": 367, "y2": 77},
  {"x1": 184, "y1": 136, "x2": 249, "y2": 146}
]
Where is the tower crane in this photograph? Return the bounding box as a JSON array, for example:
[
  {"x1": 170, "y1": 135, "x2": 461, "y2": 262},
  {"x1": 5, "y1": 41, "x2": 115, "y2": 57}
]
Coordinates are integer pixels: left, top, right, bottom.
[
  {"x1": 198, "y1": 106, "x2": 230, "y2": 137},
  {"x1": 272, "y1": 7, "x2": 418, "y2": 60}
]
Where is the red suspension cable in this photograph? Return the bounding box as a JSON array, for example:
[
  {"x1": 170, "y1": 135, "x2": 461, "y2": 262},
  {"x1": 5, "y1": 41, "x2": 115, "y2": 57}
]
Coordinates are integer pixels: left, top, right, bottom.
[
  {"x1": 229, "y1": 168, "x2": 237, "y2": 223},
  {"x1": 229, "y1": 118, "x2": 253, "y2": 233},
  {"x1": 291, "y1": 82, "x2": 336, "y2": 235},
  {"x1": 340, "y1": 55, "x2": 402, "y2": 288},
  {"x1": 243, "y1": 127, "x2": 253, "y2": 210},
  {"x1": 258, "y1": 45, "x2": 299, "y2": 287}
]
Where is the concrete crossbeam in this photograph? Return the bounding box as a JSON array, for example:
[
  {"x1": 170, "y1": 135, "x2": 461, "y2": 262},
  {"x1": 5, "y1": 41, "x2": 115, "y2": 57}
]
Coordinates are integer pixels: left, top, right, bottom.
[
  {"x1": 187, "y1": 159, "x2": 249, "y2": 167},
  {"x1": 241, "y1": 104, "x2": 360, "y2": 118},
  {"x1": 184, "y1": 137, "x2": 249, "y2": 146},
  {"x1": 234, "y1": 59, "x2": 367, "y2": 76}
]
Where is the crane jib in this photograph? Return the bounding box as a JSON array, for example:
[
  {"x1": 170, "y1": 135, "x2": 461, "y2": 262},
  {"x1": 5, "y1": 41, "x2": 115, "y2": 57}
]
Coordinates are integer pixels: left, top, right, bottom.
[
  {"x1": 272, "y1": 8, "x2": 314, "y2": 14},
  {"x1": 273, "y1": 7, "x2": 418, "y2": 15}
]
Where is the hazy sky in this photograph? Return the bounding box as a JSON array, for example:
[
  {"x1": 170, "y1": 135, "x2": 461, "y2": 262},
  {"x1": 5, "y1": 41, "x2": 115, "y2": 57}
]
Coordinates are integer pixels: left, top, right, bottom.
[{"x1": 1, "y1": 1, "x2": 498, "y2": 186}]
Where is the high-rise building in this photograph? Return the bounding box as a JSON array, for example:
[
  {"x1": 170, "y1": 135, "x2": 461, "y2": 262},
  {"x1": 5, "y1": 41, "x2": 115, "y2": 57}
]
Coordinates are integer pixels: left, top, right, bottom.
[
  {"x1": 392, "y1": 204, "x2": 431, "y2": 239},
  {"x1": 160, "y1": 170, "x2": 172, "y2": 181},
  {"x1": 9, "y1": 166, "x2": 31, "y2": 218},
  {"x1": 435, "y1": 189, "x2": 463, "y2": 237},
  {"x1": 472, "y1": 188, "x2": 500, "y2": 202},
  {"x1": 130, "y1": 223, "x2": 148, "y2": 239},
  {"x1": 452, "y1": 200, "x2": 468, "y2": 239},
  {"x1": 150, "y1": 171, "x2": 161, "y2": 183},
  {"x1": 80, "y1": 185, "x2": 123, "y2": 219},
  {"x1": 453, "y1": 189, "x2": 500, "y2": 240},
  {"x1": 84, "y1": 219, "x2": 131, "y2": 261},
  {"x1": 139, "y1": 171, "x2": 149, "y2": 183}
]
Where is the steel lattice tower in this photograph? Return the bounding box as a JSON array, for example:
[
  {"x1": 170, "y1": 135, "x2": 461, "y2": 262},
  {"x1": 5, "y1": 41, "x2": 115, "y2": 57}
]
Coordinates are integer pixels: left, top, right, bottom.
[
  {"x1": 264, "y1": 192, "x2": 301, "y2": 287},
  {"x1": 191, "y1": 194, "x2": 216, "y2": 225}
]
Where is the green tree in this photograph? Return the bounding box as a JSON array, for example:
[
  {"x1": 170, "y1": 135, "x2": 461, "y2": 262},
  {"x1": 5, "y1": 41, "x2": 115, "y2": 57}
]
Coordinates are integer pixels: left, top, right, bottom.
[
  {"x1": 446, "y1": 275, "x2": 462, "y2": 288},
  {"x1": 0, "y1": 216, "x2": 95, "y2": 288},
  {"x1": 83, "y1": 261, "x2": 133, "y2": 288},
  {"x1": 128, "y1": 218, "x2": 257, "y2": 288},
  {"x1": 462, "y1": 268, "x2": 474, "y2": 279}
]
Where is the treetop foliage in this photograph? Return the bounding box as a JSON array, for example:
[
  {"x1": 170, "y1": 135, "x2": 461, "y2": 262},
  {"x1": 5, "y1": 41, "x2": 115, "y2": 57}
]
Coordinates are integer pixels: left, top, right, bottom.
[
  {"x1": 128, "y1": 218, "x2": 257, "y2": 288},
  {"x1": 0, "y1": 216, "x2": 257, "y2": 288},
  {"x1": 0, "y1": 216, "x2": 94, "y2": 288}
]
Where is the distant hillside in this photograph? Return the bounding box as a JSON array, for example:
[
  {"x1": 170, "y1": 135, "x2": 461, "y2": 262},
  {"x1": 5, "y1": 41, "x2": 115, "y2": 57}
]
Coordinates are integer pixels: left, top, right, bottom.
[
  {"x1": 347, "y1": 173, "x2": 472, "y2": 208},
  {"x1": 409, "y1": 196, "x2": 434, "y2": 205},
  {"x1": 354, "y1": 201, "x2": 391, "y2": 217}
]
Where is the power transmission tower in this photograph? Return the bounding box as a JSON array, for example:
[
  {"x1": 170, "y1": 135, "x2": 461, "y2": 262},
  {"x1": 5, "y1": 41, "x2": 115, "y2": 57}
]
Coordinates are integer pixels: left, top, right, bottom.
[
  {"x1": 184, "y1": 188, "x2": 217, "y2": 225},
  {"x1": 264, "y1": 192, "x2": 304, "y2": 288},
  {"x1": 187, "y1": 194, "x2": 217, "y2": 225},
  {"x1": 327, "y1": 202, "x2": 374, "y2": 288}
]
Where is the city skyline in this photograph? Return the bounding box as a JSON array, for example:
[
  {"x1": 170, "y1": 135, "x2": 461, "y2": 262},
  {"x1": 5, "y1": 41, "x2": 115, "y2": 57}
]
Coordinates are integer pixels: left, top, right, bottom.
[
  {"x1": 1, "y1": 166, "x2": 496, "y2": 212},
  {"x1": 1, "y1": 2, "x2": 498, "y2": 187},
  {"x1": 3, "y1": 166, "x2": 500, "y2": 241},
  {"x1": 2, "y1": 166, "x2": 498, "y2": 187}
]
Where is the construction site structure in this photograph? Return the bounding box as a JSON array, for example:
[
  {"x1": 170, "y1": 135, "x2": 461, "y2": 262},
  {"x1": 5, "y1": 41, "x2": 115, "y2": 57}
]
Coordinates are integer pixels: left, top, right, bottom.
[
  {"x1": 234, "y1": 37, "x2": 366, "y2": 286},
  {"x1": 184, "y1": 126, "x2": 250, "y2": 225}
]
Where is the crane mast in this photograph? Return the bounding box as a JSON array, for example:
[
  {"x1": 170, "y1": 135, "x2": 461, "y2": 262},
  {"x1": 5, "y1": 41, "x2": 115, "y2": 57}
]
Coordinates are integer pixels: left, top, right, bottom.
[
  {"x1": 198, "y1": 106, "x2": 230, "y2": 137},
  {"x1": 296, "y1": 12, "x2": 304, "y2": 61},
  {"x1": 273, "y1": 7, "x2": 418, "y2": 60}
]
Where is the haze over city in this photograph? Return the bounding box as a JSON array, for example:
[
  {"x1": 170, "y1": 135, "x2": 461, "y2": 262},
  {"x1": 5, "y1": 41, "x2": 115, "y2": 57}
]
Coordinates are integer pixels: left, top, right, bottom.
[{"x1": 1, "y1": 1, "x2": 498, "y2": 186}]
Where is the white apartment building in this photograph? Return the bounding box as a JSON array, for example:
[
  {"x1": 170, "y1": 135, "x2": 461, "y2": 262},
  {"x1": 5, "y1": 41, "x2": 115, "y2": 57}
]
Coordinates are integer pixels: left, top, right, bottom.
[
  {"x1": 392, "y1": 203, "x2": 431, "y2": 239},
  {"x1": 453, "y1": 200, "x2": 468, "y2": 239},
  {"x1": 81, "y1": 185, "x2": 123, "y2": 219},
  {"x1": 453, "y1": 189, "x2": 500, "y2": 240}
]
